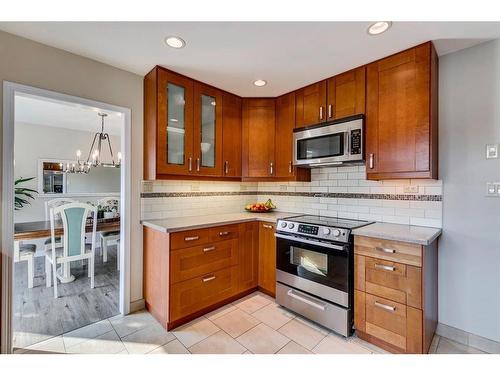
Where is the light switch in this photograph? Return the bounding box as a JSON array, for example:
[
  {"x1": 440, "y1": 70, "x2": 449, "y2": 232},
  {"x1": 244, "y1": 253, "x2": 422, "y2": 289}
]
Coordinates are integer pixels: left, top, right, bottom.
[
  {"x1": 404, "y1": 185, "x2": 419, "y2": 194},
  {"x1": 142, "y1": 181, "x2": 153, "y2": 193},
  {"x1": 486, "y1": 182, "x2": 498, "y2": 196},
  {"x1": 486, "y1": 144, "x2": 499, "y2": 159}
]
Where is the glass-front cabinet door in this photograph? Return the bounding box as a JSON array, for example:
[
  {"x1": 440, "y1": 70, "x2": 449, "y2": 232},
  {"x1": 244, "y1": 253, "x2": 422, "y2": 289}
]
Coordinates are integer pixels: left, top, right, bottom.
[
  {"x1": 157, "y1": 69, "x2": 194, "y2": 175},
  {"x1": 193, "y1": 82, "x2": 223, "y2": 176}
]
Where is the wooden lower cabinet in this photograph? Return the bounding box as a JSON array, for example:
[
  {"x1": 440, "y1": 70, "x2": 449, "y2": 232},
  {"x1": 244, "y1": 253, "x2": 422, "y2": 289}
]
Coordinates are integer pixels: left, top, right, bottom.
[
  {"x1": 258, "y1": 222, "x2": 276, "y2": 296},
  {"x1": 238, "y1": 222, "x2": 259, "y2": 291},
  {"x1": 354, "y1": 235, "x2": 438, "y2": 354}
]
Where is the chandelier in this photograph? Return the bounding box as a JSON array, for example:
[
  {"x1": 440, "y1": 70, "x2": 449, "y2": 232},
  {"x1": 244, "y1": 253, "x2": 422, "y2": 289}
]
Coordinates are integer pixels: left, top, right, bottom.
[{"x1": 62, "y1": 113, "x2": 121, "y2": 174}]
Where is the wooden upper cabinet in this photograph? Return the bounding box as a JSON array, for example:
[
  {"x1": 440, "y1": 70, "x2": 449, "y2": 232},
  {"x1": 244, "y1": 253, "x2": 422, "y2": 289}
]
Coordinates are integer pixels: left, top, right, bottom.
[
  {"x1": 275, "y1": 92, "x2": 296, "y2": 178},
  {"x1": 366, "y1": 42, "x2": 438, "y2": 180},
  {"x1": 295, "y1": 81, "x2": 327, "y2": 127},
  {"x1": 327, "y1": 66, "x2": 366, "y2": 120},
  {"x1": 222, "y1": 93, "x2": 242, "y2": 177},
  {"x1": 242, "y1": 99, "x2": 276, "y2": 178},
  {"x1": 193, "y1": 82, "x2": 223, "y2": 176}
]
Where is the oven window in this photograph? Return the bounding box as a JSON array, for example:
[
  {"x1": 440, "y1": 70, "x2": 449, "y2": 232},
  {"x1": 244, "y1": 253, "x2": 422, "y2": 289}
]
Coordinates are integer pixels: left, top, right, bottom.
[
  {"x1": 290, "y1": 247, "x2": 328, "y2": 276},
  {"x1": 296, "y1": 133, "x2": 344, "y2": 160}
]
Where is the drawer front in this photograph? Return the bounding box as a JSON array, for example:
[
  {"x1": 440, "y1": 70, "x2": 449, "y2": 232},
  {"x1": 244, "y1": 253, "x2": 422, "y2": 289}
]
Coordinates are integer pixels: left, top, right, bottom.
[
  {"x1": 171, "y1": 239, "x2": 239, "y2": 284},
  {"x1": 365, "y1": 293, "x2": 407, "y2": 350},
  {"x1": 354, "y1": 236, "x2": 422, "y2": 267},
  {"x1": 209, "y1": 224, "x2": 239, "y2": 242},
  {"x1": 171, "y1": 228, "x2": 210, "y2": 250},
  {"x1": 365, "y1": 257, "x2": 422, "y2": 308},
  {"x1": 170, "y1": 266, "x2": 238, "y2": 321}
]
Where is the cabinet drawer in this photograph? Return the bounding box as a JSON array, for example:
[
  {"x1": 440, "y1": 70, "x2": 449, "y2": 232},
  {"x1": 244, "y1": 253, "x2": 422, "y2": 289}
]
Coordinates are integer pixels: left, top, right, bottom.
[
  {"x1": 170, "y1": 266, "x2": 238, "y2": 321},
  {"x1": 171, "y1": 239, "x2": 239, "y2": 284},
  {"x1": 354, "y1": 236, "x2": 422, "y2": 267},
  {"x1": 171, "y1": 228, "x2": 210, "y2": 250},
  {"x1": 209, "y1": 224, "x2": 239, "y2": 242},
  {"x1": 365, "y1": 257, "x2": 422, "y2": 308},
  {"x1": 365, "y1": 294, "x2": 407, "y2": 350}
]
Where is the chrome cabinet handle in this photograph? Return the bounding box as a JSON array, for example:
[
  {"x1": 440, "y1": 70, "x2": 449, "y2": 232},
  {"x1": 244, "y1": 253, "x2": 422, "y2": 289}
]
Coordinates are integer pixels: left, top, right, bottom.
[
  {"x1": 375, "y1": 301, "x2": 396, "y2": 312},
  {"x1": 369, "y1": 154, "x2": 374, "y2": 169},
  {"x1": 288, "y1": 161, "x2": 292, "y2": 174},
  {"x1": 196, "y1": 158, "x2": 200, "y2": 172},
  {"x1": 375, "y1": 264, "x2": 396, "y2": 272},
  {"x1": 263, "y1": 224, "x2": 273, "y2": 229},
  {"x1": 328, "y1": 104, "x2": 333, "y2": 118},
  {"x1": 376, "y1": 246, "x2": 396, "y2": 254},
  {"x1": 287, "y1": 289, "x2": 326, "y2": 311},
  {"x1": 203, "y1": 246, "x2": 215, "y2": 252},
  {"x1": 202, "y1": 275, "x2": 216, "y2": 282},
  {"x1": 219, "y1": 231, "x2": 229, "y2": 236},
  {"x1": 184, "y1": 236, "x2": 199, "y2": 242},
  {"x1": 270, "y1": 162, "x2": 273, "y2": 175},
  {"x1": 188, "y1": 157, "x2": 193, "y2": 172},
  {"x1": 319, "y1": 106, "x2": 324, "y2": 120},
  {"x1": 224, "y1": 161, "x2": 229, "y2": 174}
]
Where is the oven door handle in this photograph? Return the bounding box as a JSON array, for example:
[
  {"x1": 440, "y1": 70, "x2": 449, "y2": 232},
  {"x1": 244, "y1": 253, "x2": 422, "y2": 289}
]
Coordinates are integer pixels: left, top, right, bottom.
[
  {"x1": 274, "y1": 233, "x2": 346, "y2": 251},
  {"x1": 287, "y1": 289, "x2": 326, "y2": 311}
]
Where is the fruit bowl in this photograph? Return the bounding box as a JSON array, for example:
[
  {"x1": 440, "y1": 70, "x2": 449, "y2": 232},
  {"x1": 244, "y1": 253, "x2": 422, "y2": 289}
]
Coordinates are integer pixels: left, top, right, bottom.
[{"x1": 245, "y1": 199, "x2": 276, "y2": 213}]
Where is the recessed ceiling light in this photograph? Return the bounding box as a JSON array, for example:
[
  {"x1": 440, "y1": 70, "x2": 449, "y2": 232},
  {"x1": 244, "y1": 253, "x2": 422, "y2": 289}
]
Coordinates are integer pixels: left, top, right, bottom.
[
  {"x1": 165, "y1": 36, "x2": 186, "y2": 49},
  {"x1": 253, "y1": 79, "x2": 267, "y2": 87},
  {"x1": 367, "y1": 21, "x2": 392, "y2": 35}
]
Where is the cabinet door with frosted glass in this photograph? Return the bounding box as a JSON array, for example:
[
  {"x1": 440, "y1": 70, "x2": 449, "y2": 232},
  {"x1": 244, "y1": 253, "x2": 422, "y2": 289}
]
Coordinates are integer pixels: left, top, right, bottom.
[
  {"x1": 193, "y1": 82, "x2": 223, "y2": 176},
  {"x1": 157, "y1": 69, "x2": 194, "y2": 175}
]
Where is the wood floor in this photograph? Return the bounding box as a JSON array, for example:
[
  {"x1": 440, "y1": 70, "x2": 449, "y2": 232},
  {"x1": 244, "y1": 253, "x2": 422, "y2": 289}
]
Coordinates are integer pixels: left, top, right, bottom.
[{"x1": 13, "y1": 245, "x2": 120, "y2": 349}]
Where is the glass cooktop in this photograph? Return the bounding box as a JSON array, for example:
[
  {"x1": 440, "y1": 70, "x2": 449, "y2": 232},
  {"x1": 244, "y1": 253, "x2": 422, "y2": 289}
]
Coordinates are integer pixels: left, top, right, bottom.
[{"x1": 285, "y1": 215, "x2": 373, "y2": 229}]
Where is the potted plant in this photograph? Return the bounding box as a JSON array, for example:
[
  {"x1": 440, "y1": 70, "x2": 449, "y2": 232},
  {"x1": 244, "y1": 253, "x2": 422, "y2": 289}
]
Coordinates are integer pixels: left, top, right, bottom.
[{"x1": 15, "y1": 177, "x2": 37, "y2": 210}]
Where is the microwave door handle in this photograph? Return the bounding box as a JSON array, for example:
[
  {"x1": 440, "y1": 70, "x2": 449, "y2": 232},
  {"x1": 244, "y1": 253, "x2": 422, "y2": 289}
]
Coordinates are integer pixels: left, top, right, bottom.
[{"x1": 345, "y1": 131, "x2": 350, "y2": 156}]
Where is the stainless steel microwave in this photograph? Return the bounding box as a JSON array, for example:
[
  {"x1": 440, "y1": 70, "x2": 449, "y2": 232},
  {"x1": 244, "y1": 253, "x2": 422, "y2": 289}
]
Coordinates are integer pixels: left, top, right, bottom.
[{"x1": 293, "y1": 114, "x2": 364, "y2": 167}]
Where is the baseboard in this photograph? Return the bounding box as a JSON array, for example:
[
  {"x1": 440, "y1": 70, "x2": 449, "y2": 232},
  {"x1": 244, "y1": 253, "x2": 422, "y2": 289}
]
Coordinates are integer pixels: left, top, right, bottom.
[
  {"x1": 436, "y1": 323, "x2": 500, "y2": 354},
  {"x1": 129, "y1": 298, "x2": 145, "y2": 313}
]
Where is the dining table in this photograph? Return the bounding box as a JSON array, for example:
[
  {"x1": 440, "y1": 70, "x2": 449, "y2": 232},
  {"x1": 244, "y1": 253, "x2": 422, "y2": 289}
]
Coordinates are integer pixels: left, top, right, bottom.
[{"x1": 14, "y1": 218, "x2": 120, "y2": 283}]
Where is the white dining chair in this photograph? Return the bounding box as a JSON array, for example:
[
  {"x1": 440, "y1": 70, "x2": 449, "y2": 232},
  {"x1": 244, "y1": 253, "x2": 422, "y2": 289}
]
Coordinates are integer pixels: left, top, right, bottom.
[
  {"x1": 44, "y1": 198, "x2": 78, "y2": 251},
  {"x1": 46, "y1": 202, "x2": 97, "y2": 298},
  {"x1": 14, "y1": 241, "x2": 37, "y2": 289},
  {"x1": 96, "y1": 197, "x2": 120, "y2": 270}
]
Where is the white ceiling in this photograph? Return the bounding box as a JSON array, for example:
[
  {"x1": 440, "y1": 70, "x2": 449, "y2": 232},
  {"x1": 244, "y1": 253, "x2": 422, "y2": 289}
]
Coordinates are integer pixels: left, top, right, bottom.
[
  {"x1": 15, "y1": 93, "x2": 123, "y2": 135},
  {"x1": 2, "y1": 22, "x2": 500, "y2": 96}
]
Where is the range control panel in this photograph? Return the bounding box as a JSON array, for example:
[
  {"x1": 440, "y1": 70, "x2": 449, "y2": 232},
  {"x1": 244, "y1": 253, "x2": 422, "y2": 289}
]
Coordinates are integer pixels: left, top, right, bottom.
[{"x1": 276, "y1": 219, "x2": 350, "y2": 243}]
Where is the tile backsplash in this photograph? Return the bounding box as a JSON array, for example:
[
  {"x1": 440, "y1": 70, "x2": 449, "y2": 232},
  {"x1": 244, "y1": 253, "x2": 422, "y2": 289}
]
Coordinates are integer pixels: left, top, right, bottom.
[{"x1": 141, "y1": 165, "x2": 443, "y2": 228}]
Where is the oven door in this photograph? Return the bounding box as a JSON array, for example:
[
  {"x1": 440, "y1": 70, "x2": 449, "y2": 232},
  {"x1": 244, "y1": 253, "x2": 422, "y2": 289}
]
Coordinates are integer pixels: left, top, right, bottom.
[{"x1": 275, "y1": 233, "x2": 351, "y2": 308}]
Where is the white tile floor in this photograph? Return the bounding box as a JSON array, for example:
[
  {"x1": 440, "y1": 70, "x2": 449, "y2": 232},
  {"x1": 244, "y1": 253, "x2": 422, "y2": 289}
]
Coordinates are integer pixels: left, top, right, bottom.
[{"x1": 18, "y1": 292, "x2": 486, "y2": 354}]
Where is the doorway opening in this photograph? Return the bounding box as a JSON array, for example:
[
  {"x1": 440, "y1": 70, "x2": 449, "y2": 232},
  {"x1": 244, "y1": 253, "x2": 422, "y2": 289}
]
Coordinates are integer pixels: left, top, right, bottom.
[{"x1": 2, "y1": 82, "x2": 131, "y2": 353}]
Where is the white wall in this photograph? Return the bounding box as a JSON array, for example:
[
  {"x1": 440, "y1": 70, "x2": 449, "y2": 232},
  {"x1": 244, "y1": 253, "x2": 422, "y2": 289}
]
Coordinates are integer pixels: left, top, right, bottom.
[
  {"x1": 14, "y1": 122, "x2": 121, "y2": 223},
  {"x1": 0, "y1": 30, "x2": 144, "y2": 306},
  {"x1": 439, "y1": 39, "x2": 500, "y2": 342}
]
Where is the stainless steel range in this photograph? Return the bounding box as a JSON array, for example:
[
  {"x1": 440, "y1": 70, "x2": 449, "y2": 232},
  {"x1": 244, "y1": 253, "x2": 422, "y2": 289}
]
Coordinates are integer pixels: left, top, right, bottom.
[{"x1": 275, "y1": 215, "x2": 373, "y2": 337}]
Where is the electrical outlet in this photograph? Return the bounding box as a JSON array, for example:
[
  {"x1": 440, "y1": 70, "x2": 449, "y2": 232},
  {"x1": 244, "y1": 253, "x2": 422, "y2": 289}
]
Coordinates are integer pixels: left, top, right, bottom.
[
  {"x1": 240, "y1": 185, "x2": 247, "y2": 191},
  {"x1": 142, "y1": 181, "x2": 153, "y2": 193},
  {"x1": 404, "y1": 185, "x2": 419, "y2": 194},
  {"x1": 280, "y1": 185, "x2": 287, "y2": 191},
  {"x1": 486, "y1": 144, "x2": 499, "y2": 159},
  {"x1": 190, "y1": 184, "x2": 200, "y2": 192},
  {"x1": 486, "y1": 182, "x2": 499, "y2": 196}
]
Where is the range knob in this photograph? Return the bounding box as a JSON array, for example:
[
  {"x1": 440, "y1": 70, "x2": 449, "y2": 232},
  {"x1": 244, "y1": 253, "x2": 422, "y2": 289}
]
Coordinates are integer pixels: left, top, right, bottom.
[
  {"x1": 332, "y1": 229, "x2": 341, "y2": 237},
  {"x1": 323, "y1": 228, "x2": 331, "y2": 235},
  {"x1": 288, "y1": 223, "x2": 295, "y2": 229},
  {"x1": 280, "y1": 221, "x2": 287, "y2": 228}
]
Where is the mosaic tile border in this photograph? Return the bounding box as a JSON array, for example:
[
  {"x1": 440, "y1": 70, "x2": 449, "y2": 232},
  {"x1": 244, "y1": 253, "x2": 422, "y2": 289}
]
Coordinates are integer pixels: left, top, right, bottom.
[{"x1": 141, "y1": 191, "x2": 442, "y2": 201}]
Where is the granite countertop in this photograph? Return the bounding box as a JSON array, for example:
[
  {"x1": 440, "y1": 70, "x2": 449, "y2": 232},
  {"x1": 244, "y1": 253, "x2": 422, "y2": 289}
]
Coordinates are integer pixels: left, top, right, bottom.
[
  {"x1": 352, "y1": 222, "x2": 442, "y2": 245},
  {"x1": 141, "y1": 211, "x2": 299, "y2": 233}
]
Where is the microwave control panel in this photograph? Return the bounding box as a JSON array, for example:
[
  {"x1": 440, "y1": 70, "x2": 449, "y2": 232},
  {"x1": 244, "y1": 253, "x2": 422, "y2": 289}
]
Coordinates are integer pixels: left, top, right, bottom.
[{"x1": 350, "y1": 129, "x2": 362, "y2": 155}]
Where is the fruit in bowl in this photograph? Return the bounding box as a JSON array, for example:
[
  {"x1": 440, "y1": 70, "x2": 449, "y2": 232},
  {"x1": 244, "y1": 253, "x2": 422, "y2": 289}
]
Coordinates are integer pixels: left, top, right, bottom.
[{"x1": 245, "y1": 199, "x2": 276, "y2": 212}]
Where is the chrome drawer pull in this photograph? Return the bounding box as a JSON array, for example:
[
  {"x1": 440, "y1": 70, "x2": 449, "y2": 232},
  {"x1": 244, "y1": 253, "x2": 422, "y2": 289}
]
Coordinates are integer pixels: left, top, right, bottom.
[
  {"x1": 262, "y1": 224, "x2": 273, "y2": 229},
  {"x1": 184, "y1": 236, "x2": 199, "y2": 242},
  {"x1": 287, "y1": 290, "x2": 326, "y2": 311},
  {"x1": 328, "y1": 104, "x2": 333, "y2": 118},
  {"x1": 202, "y1": 275, "x2": 216, "y2": 282},
  {"x1": 219, "y1": 231, "x2": 229, "y2": 236},
  {"x1": 188, "y1": 157, "x2": 193, "y2": 172},
  {"x1": 203, "y1": 246, "x2": 215, "y2": 252},
  {"x1": 375, "y1": 301, "x2": 396, "y2": 312},
  {"x1": 375, "y1": 264, "x2": 396, "y2": 272},
  {"x1": 376, "y1": 246, "x2": 396, "y2": 254},
  {"x1": 369, "y1": 153, "x2": 374, "y2": 169}
]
